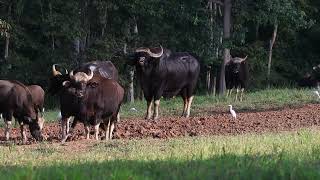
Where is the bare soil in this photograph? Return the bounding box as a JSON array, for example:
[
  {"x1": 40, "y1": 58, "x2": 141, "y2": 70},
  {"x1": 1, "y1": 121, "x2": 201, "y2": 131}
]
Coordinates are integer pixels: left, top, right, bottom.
[{"x1": 1, "y1": 104, "x2": 320, "y2": 145}]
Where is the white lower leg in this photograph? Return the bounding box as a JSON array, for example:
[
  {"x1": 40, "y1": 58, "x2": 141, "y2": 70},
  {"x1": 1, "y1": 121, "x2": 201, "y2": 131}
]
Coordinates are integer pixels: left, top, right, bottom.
[
  {"x1": 116, "y1": 113, "x2": 120, "y2": 122},
  {"x1": 109, "y1": 122, "x2": 115, "y2": 140},
  {"x1": 235, "y1": 88, "x2": 240, "y2": 101},
  {"x1": 66, "y1": 117, "x2": 71, "y2": 134},
  {"x1": 153, "y1": 99, "x2": 160, "y2": 120},
  {"x1": 186, "y1": 96, "x2": 194, "y2": 118},
  {"x1": 181, "y1": 99, "x2": 188, "y2": 117},
  {"x1": 5, "y1": 121, "x2": 11, "y2": 141},
  {"x1": 240, "y1": 88, "x2": 244, "y2": 101},
  {"x1": 94, "y1": 123, "x2": 100, "y2": 140},
  {"x1": 20, "y1": 124, "x2": 27, "y2": 144},
  {"x1": 85, "y1": 124, "x2": 90, "y2": 140},
  {"x1": 145, "y1": 100, "x2": 153, "y2": 120},
  {"x1": 105, "y1": 119, "x2": 110, "y2": 141},
  {"x1": 61, "y1": 118, "x2": 67, "y2": 140}
]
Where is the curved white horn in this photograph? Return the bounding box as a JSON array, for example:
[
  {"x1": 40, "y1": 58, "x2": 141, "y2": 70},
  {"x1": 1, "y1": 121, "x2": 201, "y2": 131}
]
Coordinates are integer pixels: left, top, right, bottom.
[
  {"x1": 149, "y1": 45, "x2": 163, "y2": 58},
  {"x1": 69, "y1": 70, "x2": 74, "y2": 79},
  {"x1": 85, "y1": 69, "x2": 94, "y2": 81},
  {"x1": 136, "y1": 47, "x2": 150, "y2": 53},
  {"x1": 52, "y1": 64, "x2": 62, "y2": 76},
  {"x1": 242, "y1": 55, "x2": 248, "y2": 61}
]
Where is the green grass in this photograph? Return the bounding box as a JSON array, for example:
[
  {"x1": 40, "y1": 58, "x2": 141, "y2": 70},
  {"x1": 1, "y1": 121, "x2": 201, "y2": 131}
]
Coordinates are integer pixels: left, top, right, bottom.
[{"x1": 1, "y1": 128, "x2": 320, "y2": 179}]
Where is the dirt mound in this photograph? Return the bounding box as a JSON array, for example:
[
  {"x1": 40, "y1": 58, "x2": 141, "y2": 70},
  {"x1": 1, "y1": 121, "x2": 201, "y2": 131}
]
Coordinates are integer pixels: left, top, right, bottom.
[{"x1": 1, "y1": 104, "x2": 320, "y2": 144}]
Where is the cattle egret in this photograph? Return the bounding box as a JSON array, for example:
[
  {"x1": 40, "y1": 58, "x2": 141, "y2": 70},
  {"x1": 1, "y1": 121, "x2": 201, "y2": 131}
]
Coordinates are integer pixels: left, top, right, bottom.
[
  {"x1": 130, "y1": 107, "x2": 138, "y2": 112},
  {"x1": 313, "y1": 90, "x2": 320, "y2": 99},
  {"x1": 228, "y1": 105, "x2": 237, "y2": 119},
  {"x1": 57, "y1": 111, "x2": 62, "y2": 119}
]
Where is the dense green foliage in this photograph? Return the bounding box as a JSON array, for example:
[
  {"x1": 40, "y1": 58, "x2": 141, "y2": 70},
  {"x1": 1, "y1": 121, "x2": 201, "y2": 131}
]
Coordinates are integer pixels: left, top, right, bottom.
[{"x1": 0, "y1": 0, "x2": 319, "y2": 94}]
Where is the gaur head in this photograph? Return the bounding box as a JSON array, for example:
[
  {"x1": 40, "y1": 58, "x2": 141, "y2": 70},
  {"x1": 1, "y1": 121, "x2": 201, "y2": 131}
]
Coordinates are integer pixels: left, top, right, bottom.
[
  {"x1": 229, "y1": 55, "x2": 248, "y2": 74},
  {"x1": 62, "y1": 69, "x2": 94, "y2": 98},
  {"x1": 24, "y1": 115, "x2": 44, "y2": 141},
  {"x1": 129, "y1": 46, "x2": 164, "y2": 73}
]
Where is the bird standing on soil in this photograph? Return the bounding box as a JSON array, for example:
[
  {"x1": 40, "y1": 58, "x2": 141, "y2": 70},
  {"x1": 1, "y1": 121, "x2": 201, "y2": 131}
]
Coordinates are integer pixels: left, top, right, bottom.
[
  {"x1": 313, "y1": 90, "x2": 320, "y2": 100},
  {"x1": 228, "y1": 105, "x2": 237, "y2": 120},
  {"x1": 130, "y1": 107, "x2": 138, "y2": 112}
]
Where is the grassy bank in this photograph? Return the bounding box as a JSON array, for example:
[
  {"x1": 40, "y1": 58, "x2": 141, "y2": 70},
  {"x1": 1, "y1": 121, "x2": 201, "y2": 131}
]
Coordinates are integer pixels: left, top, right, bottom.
[
  {"x1": 42, "y1": 88, "x2": 318, "y2": 122},
  {"x1": 1, "y1": 128, "x2": 320, "y2": 179}
]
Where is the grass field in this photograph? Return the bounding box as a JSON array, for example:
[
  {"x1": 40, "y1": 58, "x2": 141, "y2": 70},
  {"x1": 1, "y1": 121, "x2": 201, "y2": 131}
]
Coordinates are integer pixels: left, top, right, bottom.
[
  {"x1": 1, "y1": 129, "x2": 320, "y2": 179},
  {"x1": 1, "y1": 88, "x2": 320, "y2": 179}
]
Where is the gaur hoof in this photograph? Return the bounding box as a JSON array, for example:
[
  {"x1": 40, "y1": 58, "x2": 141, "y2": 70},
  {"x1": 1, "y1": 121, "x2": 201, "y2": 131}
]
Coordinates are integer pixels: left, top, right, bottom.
[{"x1": 61, "y1": 133, "x2": 70, "y2": 143}]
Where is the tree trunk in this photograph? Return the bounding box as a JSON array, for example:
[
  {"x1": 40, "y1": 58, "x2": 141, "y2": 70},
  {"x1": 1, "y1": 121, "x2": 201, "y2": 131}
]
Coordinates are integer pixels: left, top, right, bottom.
[
  {"x1": 124, "y1": 42, "x2": 135, "y2": 103},
  {"x1": 209, "y1": 1, "x2": 214, "y2": 50},
  {"x1": 133, "y1": 18, "x2": 144, "y2": 100},
  {"x1": 128, "y1": 69, "x2": 135, "y2": 103},
  {"x1": 255, "y1": 23, "x2": 259, "y2": 40},
  {"x1": 206, "y1": 66, "x2": 211, "y2": 95},
  {"x1": 267, "y1": 23, "x2": 278, "y2": 87},
  {"x1": 213, "y1": 76, "x2": 217, "y2": 95},
  {"x1": 214, "y1": 3, "x2": 222, "y2": 59},
  {"x1": 73, "y1": 38, "x2": 80, "y2": 65},
  {"x1": 219, "y1": 0, "x2": 232, "y2": 95},
  {"x1": 101, "y1": 4, "x2": 107, "y2": 37},
  {"x1": 51, "y1": 34, "x2": 55, "y2": 51},
  {"x1": 4, "y1": 33, "x2": 10, "y2": 61},
  {"x1": 207, "y1": 1, "x2": 213, "y2": 95},
  {"x1": 125, "y1": 17, "x2": 137, "y2": 103}
]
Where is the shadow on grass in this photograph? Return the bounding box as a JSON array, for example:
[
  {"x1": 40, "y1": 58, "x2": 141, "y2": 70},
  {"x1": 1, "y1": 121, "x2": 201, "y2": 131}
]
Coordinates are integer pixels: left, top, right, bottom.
[{"x1": 1, "y1": 153, "x2": 319, "y2": 179}]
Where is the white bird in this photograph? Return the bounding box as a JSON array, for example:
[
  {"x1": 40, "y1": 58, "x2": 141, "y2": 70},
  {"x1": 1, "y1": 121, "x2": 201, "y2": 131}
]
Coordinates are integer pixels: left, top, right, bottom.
[
  {"x1": 228, "y1": 105, "x2": 237, "y2": 120},
  {"x1": 130, "y1": 107, "x2": 138, "y2": 112},
  {"x1": 57, "y1": 111, "x2": 62, "y2": 119},
  {"x1": 313, "y1": 90, "x2": 320, "y2": 99}
]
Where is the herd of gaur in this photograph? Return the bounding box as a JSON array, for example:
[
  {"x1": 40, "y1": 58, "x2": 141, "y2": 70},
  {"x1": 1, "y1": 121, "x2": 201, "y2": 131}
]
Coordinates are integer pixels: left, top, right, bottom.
[{"x1": 3, "y1": 45, "x2": 317, "y2": 144}]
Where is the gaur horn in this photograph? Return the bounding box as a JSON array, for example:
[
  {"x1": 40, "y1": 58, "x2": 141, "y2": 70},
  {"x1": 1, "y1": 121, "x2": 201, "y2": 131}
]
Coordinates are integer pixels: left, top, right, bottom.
[
  {"x1": 233, "y1": 55, "x2": 248, "y2": 63},
  {"x1": 136, "y1": 45, "x2": 164, "y2": 58},
  {"x1": 84, "y1": 69, "x2": 94, "y2": 81},
  {"x1": 69, "y1": 70, "x2": 74, "y2": 79},
  {"x1": 149, "y1": 45, "x2": 163, "y2": 58},
  {"x1": 242, "y1": 55, "x2": 248, "y2": 61},
  {"x1": 52, "y1": 64, "x2": 62, "y2": 76},
  {"x1": 135, "y1": 47, "x2": 150, "y2": 53}
]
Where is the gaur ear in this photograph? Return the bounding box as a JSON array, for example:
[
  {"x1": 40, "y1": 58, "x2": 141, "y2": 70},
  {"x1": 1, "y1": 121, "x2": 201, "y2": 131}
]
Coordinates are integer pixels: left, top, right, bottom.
[{"x1": 62, "y1": 81, "x2": 71, "y2": 87}]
